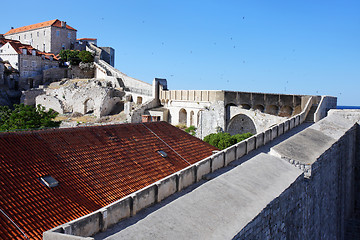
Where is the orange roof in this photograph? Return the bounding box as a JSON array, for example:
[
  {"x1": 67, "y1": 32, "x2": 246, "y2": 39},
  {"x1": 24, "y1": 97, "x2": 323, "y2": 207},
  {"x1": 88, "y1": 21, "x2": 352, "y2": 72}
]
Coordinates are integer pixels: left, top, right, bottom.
[
  {"x1": 0, "y1": 39, "x2": 58, "y2": 60},
  {"x1": 0, "y1": 122, "x2": 217, "y2": 239},
  {"x1": 77, "y1": 38, "x2": 97, "y2": 41},
  {"x1": 4, "y1": 19, "x2": 76, "y2": 35}
]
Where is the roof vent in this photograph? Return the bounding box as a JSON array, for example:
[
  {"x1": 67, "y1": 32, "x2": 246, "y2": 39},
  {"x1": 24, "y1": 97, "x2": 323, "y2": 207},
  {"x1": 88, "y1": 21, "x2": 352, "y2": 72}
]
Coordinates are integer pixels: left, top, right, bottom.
[
  {"x1": 157, "y1": 150, "x2": 168, "y2": 158},
  {"x1": 39, "y1": 175, "x2": 59, "y2": 188}
]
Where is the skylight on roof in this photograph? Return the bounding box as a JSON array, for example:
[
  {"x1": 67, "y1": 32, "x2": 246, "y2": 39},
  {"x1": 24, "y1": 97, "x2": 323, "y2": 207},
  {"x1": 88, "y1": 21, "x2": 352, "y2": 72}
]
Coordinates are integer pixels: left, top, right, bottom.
[
  {"x1": 39, "y1": 175, "x2": 59, "y2": 188},
  {"x1": 157, "y1": 150, "x2": 168, "y2": 158}
]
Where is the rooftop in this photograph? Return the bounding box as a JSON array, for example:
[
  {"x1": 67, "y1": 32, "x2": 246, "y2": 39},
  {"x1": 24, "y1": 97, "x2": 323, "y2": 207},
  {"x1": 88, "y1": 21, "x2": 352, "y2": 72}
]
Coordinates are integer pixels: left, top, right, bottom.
[
  {"x1": 4, "y1": 19, "x2": 76, "y2": 35},
  {"x1": 0, "y1": 122, "x2": 217, "y2": 239}
]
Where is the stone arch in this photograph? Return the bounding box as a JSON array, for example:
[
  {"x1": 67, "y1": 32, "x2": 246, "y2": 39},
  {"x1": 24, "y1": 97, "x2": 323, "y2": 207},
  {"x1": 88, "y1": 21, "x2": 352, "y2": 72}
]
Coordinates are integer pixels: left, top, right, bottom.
[
  {"x1": 197, "y1": 110, "x2": 203, "y2": 127},
  {"x1": 179, "y1": 108, "x2": 187, "y2": 126},
  {"x1": 227, "y1": 114, "x2": 257, "y2": 135},
  {"x1": 84, "y1": 99, "x2": 95, "y2": 114},
  {"x1": 279, "y1": 106, "x2": 293, "y2": 117},
  {"x1": 240, "y1": 104, "x2": 251, "y2": 110},
  {"x1": 190, "y1": 111, "x2": 194, "y2": 126},
  {"x1": 161, "y1": 99, "x2": 165, "y2": 105},
  {"x1": 254, "y1": 104, "x2": 265, "y2": 112},
  {"x1": 265, "y1": 105, "x2": 279, "y2": 115}
]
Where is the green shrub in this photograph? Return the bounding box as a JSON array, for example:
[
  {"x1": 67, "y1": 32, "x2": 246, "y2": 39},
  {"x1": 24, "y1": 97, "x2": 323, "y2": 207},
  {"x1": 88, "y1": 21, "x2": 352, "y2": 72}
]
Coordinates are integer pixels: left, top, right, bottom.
[
  {"x1": 0, "y1": 104, "x2": 61, "y2": 131},
  {"x1": 185, "y1": 125, "x2": 197, "y2": 136},
  {"x1": 203, "y1": 132, "x2": 253, "y2": 150}
]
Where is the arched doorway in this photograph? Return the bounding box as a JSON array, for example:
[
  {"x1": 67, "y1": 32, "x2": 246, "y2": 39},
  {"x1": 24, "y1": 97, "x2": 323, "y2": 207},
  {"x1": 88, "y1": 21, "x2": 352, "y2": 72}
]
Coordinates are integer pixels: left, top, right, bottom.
[
  {"x1": 190, "y1": 111, "x2": 194, "y2": 126},
  {"x1": 179, "y1": 108, "x2": 187, "y2": 126},
  {"x1": 84, "y1": 99, "x2": 95, "y2": 114},
  {"x1": 227, "y1": 114, "x2": 257, "y2": 135},
  {"x1": 279, "y1": 106, "x2": 293, "y2": 117},
  {"x1": 265, "y1": 105, "x2": 279, "y2": 115}
]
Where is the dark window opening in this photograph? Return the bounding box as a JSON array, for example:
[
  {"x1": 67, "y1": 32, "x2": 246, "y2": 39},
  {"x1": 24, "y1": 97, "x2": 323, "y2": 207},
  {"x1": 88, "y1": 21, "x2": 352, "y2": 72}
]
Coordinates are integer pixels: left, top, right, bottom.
[
  {"x1": 157, "y1": 150, "x2": 168, "y2": 158},
  {"x1": 39, "y1": 175, "x2": 59, "y2": 188}
]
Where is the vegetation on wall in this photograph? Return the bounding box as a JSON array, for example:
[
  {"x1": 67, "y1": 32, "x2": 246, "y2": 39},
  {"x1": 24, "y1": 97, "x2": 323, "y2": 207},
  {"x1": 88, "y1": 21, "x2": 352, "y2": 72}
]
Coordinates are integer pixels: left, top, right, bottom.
[
  {"x1": 0, "y1": 104, "x2": 61, "y2": 131},
  {"x1": 176, "y1": 124, "x2": 197, "y2": 136},
  {"x1": 203, "y1": 132, "x2": 253, "y2": 150},
  {"x1": 59, "y1": 50, "x2": 94, "y2": 65}
]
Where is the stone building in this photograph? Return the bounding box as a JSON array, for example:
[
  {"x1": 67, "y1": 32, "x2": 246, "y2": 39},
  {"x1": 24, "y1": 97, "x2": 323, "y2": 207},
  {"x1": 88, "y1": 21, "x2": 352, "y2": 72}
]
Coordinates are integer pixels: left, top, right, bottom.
[
  {"x1": 3, "y1": 19, "x2": 77, "y2": 54},
  {"x1": 0, "y1": 39, "x2": 58, "y2": 90}
]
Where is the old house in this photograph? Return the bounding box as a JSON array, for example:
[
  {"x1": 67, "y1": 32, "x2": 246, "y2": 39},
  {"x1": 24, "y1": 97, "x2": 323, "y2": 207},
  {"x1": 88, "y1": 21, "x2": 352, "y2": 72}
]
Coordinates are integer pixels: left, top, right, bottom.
[
  {"x1": 4, "y1": 19, "x2": 77, "y2": 54},
  {"x1": 0, "y1": 122, "x2": 217, "y2": 239},
  {"x1": 0, "y1": 39, "x2": 58, "y2": 89}
]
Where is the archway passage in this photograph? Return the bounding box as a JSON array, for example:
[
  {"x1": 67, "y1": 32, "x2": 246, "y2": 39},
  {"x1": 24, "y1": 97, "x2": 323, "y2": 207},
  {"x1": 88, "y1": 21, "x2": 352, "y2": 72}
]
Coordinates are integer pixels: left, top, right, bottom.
[
  {"x1": 227, "y1": 114, "x2": 257, "y2": 135},
  {"x1": 265, "y1": 105, "x2": 279, "y2": 115},
  {"x1": 84, "y1": 99, "x2": 95, "y2": 114},
  {"x1": 254, "y1": 104, "x2": 265, "y2": 112},
  {"x1": 109, "y1": 102, "x2": 124, "y2": 115},
  {"x1": 190, "y1": 111, "x2": 194, "y2": 126},
  {"x1": 179, "y1": 108, "x2": 187, "y2": 126},
  {"x1": 278, "y1": 106, "x2": 293, "y2": 117}
]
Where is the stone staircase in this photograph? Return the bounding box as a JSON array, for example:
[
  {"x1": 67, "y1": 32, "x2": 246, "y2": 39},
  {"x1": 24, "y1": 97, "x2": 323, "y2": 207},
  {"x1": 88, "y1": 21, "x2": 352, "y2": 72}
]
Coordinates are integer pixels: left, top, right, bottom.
[{"x1": 305, "y1": 104, "x2": 318, "y2": 123}]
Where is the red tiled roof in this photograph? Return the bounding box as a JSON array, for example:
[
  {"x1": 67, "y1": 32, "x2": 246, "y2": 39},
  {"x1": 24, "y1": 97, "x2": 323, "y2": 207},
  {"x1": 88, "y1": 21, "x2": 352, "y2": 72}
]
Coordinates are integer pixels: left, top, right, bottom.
[
  {"x1": 0, "y1": 39, "x2": 58, "y2": 60},
  {"x1": 77, "y1": 38, "x2": 97, "y2": 41},
  {"x1": 0, "y1": 122, "x2": 217, "y2": 239},
  {"x1": 4, "y1": 19, "x2": 76, "y2": 35}
]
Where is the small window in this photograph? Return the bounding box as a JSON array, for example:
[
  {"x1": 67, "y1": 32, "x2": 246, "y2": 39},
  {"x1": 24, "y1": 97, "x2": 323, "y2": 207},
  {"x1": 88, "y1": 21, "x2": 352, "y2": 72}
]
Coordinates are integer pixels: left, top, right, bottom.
[
  {"x1": 23, "y1": 60, "x2": 28, "y2": 67},
  {"x1": 157, "y1": 150, "x2": 168, "y2": 158},
  {"x1": 67, "y1": 32, "x2": 71, "y2": 39},
  {"x1": 62, "y1": 44, "x2": 65, "y2": 49},
  {"x1": 32, "y1": 50, "x2": 36, "y2": 56},
  {"x1": 30, "y1": 33, "x2": 32, "y2": 38},
  {"x1": 37, "y1": 31, "x2": 39, "y2": 37},
  {"x1": 19, "y1": 36, "x2": 21, "y2": 40},
  {"x1": 32, "y1": 61, "x2": 37, "y2": 67},
  {"x1": 39, "y1": 175, "x2": 59, "y2": 188},
  {"x1": 56, "y1": 30, "x2": 60, "y2": 37},
  {"x1": 44, "y1": 30, "x2": 46, "y2": 36},
  {"x1": 24, "y1": 34, "x2": 26, "y2": 39},
  {"x1": 22, "y1": 49, "x2": 27, "y2": 55}
]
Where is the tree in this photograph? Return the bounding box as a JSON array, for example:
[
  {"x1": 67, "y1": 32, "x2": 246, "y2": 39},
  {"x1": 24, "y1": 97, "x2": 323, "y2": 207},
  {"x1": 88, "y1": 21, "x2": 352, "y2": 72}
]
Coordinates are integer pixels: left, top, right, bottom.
[
  {"x1": 203, "y1": 132, "x2": 253, "y2": 150},
  {"x1": 59, "y1": 50, "x2": 93, "y2": 65},
  {"x1": 78, "y1": 50, "x2": 94, "y2": 63},
  {"x1": 0, "y1": 104, "x2": 61, "y2": 131}
]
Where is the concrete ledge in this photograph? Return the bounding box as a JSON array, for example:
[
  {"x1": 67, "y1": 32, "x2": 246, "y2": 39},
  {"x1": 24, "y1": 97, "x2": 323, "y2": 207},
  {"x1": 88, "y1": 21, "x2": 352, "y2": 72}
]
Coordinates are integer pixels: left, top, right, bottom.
[
  {"x1": 156, "y1": 174, "x2": 178, "y2": 202},
  {"x1": 278, "y1": 123, "x2": 284, "y2": 136},
  {"x1": 132, "y1": 184, "x2": 157, "y2": 215},
  {"x1": 264, "y1": 129, "x2": 271, "y2": 145},
  {"x1": 289, "y1": 118, "x2": 295, "y2": 129},
  {"x1": 69, "y1": 211, "x2": 101, "y2": 237},
  {"x1": 225, "y1": 146, "x2": 236, "y2": 166},
  {"x1": 236, "y1": 141, "x2": 247, "y2": 159},
  {"x1": 43, "y1": 231, "x2": 94, "y2": 240},
  {"x1": 196, "y1": 157, "x2": 212, "y2": 181},
  {"x1": 211, "y1": 152, "x2": 225, "y2": 172},
  {"x1": 246, "y1": 136, "x2": 256, "y2": 153},
  {"x1": 255, "y1": 133, "x2": 264, "y2": 149},
  {"x1": 271, "y1": 126, "x2": 278, "y2": 140},
  {"x1": 283, "y1": 120, "x2": 290, "y2": 133},
  {"x1": 178, "y1": 165, "x2": 196, "y2": 191},
  {"x1": 103, "y1": 196, "x2": 131, "y2": 229}
]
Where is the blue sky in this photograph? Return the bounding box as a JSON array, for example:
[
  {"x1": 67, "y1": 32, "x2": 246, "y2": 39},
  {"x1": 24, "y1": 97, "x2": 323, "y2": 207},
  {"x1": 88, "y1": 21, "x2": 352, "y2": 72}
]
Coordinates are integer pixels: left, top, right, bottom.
[{"x1": 1, "y1": 0, "x2": 359, "y2": 105}]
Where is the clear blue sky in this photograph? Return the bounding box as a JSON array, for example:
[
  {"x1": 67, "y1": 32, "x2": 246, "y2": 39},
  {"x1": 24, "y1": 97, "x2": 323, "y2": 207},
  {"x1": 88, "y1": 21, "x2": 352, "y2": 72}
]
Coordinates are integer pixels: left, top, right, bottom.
[{"x1": 1, "y1": 0, "x2": 359, "y2": 105}]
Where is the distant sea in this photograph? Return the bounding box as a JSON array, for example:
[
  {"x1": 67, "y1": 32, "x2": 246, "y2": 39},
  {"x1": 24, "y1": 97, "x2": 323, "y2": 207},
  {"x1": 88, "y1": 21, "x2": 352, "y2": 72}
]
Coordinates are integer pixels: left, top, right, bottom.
[{"x1": 337, "y1": 106, "x2": 360, "y2": 109}]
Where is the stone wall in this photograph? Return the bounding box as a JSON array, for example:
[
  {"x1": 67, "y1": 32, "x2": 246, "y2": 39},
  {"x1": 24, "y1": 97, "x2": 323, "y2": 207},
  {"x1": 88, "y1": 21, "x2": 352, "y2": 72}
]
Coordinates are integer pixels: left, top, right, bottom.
[{"x1": 235, "y1": 114, "x2": 358, "y2": 240}]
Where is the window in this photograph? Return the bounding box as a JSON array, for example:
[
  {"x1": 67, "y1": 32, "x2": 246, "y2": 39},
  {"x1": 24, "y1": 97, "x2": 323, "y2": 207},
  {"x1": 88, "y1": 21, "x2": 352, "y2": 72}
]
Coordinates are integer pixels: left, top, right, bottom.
[
  {"x1": 37, "y1": 31, "x2": 39, "y2": 37},
  {"x1": 56, "y1": 30, "x2": 60, "y2": 37},
  {"x1": 23, "y1": 60, "x2": 28, "y2": 67},
  {"x1": 62, "y1": 44, "x2": 65, "y2": 49},
  {"x1": 36, "y1": 45, "x2": 39, "y2": 50},
  {"x1": 39, "y1": 175, "x2": 59, "y2": 188},
  {"x1": 32, "y1": 50, "x2": 36, "y2": 56},
  {"x1": 44, "y1": 30, "x2": 46, "y2": 36},
  {"x1": 43, "y1": 44, "x2": 45, "y2": 51},
  {"x1": 67, "y1": 32, "x2": 71, "y2": 38},
  {"x1": 157, "y1": 150, "x2": 168, "y2": 158},
  {"x1": 22, "y1": 49, "x2": 27, "y2": 55},
  {"x1": 24, "y1": 34, "x2": 26, "y2": 39},
  {"x1": 19, "y1": 36, "x2": 21, "y2": 40},
  {"x1": 31, "y1": 61, "x2": 37, "y2": 67},
  {"x1": 30, "y1": 33, "x2": 32, "y2": 38}
]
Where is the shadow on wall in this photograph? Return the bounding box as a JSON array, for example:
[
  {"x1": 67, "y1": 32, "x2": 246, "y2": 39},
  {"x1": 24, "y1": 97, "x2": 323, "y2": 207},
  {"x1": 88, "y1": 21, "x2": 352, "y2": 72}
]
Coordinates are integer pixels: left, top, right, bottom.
[{"x1": 227, "y1": 114, "x2": 257, "y2": 135}]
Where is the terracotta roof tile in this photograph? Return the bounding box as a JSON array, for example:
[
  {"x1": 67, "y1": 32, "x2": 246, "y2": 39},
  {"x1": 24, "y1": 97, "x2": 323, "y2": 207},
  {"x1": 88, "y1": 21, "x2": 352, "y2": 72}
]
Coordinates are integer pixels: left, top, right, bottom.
[
  {"x1": 4, "y1": 19, "x2": 76, "y2": 35},
  {"x1": 0, "y1": 122, "x2": 217, "y2": 239}
]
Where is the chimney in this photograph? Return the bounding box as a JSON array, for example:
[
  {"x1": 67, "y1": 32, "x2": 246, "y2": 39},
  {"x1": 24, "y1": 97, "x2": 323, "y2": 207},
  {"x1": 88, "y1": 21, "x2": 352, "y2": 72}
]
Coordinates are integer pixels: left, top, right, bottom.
[
  {"x1": 11, "y1": 27, "x2": 14, "y2": 29},
  {"x1": 61, "y1": 21, "x2": 67, "y2": 28}
]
